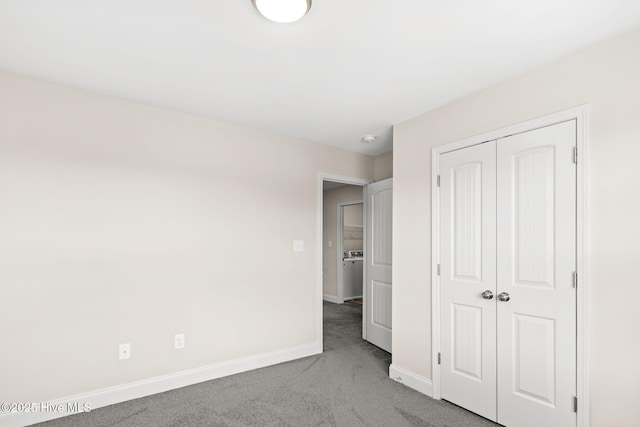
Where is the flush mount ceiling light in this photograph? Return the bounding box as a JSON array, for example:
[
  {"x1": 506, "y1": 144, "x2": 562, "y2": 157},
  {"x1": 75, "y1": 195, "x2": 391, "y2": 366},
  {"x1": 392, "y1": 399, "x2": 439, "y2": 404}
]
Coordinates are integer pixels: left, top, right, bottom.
[{"x1": 252, "y1": 0, "x2": 312, "y2": 23}]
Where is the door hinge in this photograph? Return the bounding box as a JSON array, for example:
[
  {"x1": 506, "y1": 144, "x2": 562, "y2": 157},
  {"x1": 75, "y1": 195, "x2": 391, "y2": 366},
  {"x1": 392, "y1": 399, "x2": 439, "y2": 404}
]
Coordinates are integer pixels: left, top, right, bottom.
[
  {"x1": 438, "y1": 352, "x2": 441, "y2": 365},
  {"x1": 437, "y1": 175, "x2": 441, "y2": 187},
  {"x1": 573, "y1": 147, "x2": 578, "y2": 164},
  {"x1": 573, "y1": 271, "x2": 578, "y2": 288},
  {"x1": 437, "y1": 264, "x2": 441, "y2": 276},
  {"x1": 573, "y1": 396, "x2": 578, "y2": 413}
]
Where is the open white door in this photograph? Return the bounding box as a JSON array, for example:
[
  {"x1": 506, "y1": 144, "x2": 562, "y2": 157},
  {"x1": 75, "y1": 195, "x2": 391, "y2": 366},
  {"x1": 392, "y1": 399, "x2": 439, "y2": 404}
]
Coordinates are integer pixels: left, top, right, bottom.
[{"x1": 365, "y1": 178, "x2": 393, "y2": 352}]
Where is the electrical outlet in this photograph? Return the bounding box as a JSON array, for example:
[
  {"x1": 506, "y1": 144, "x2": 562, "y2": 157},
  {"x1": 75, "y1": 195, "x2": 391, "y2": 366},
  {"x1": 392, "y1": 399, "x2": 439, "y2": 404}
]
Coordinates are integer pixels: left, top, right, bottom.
[
  {"x1": 119, "y1": 343, "x2": 131, "y2": 360},
  {"x1": 293, "y1": 240, "x2": 304, "y2": 252},
  {"x1": 174, "y1": 333, "x2": 185, "y2": 350}
]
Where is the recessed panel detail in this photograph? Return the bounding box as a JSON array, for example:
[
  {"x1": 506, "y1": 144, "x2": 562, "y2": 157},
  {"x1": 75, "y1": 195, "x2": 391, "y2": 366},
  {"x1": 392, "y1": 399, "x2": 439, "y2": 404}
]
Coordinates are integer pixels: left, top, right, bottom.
[
  {"x1": 372, "y1": 280, "x2": 392, "y2": 330},
  {"x1": 513, "y1": 313, "x2": 556, "y2": 405},
  {"x1": 452, "y1": 303, "x2": 482, "y2": 380},
  {"x1": 452, "y1": 163, "x2": 482, "y2": 282},
  {"x1": 372, "y1": 190, "x2": 392, "y2": 267},
  {"x1": 514, "y1": 147, "x2": 555, "y2": 287}
]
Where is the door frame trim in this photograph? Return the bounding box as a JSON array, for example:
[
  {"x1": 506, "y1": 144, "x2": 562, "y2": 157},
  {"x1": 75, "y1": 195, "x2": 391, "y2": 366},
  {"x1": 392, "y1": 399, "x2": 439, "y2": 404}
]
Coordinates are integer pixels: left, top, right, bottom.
[
  {"x1": 317, "y1": 173, "x2": 371, "y2": 351},
  {"x1": 337, "y1": 199, "x2": 364, "y2": 304},
  {"x1": 430, "y1": 105, "x2": 590, "y2": 427}
]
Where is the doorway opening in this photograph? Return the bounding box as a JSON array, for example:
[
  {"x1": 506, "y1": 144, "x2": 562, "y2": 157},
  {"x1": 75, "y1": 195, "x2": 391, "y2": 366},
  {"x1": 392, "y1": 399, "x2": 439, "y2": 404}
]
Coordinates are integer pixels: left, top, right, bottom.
[
  {"x1": 337, "y1": 201, "x2": 364, "y2": 305},
  {"x1": 317, "y1": 173, "x2": 394, "y2": 355},
  {"x1": 317, "y1": 174, "x2": 369, "y2": 352}
]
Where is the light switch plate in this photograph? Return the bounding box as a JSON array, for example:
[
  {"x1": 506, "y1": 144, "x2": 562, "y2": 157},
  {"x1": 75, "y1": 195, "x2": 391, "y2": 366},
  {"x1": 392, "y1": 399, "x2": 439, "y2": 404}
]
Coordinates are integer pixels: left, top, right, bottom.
[{"x1": 293, "y1": 240, "x2": 304, "y2": 252}]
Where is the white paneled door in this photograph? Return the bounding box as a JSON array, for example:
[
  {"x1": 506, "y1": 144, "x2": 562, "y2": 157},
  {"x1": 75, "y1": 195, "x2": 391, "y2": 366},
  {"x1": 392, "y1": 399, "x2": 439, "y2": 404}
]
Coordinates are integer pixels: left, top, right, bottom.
[
  {"x1": 440, "y1": 121, "x2": 577, "y2": 427},
  {"x1": 365, "y1": 178, "x2": 393, "y2": 353},
  {"x1": 440, "y1": 141, "x2": 498, "y2": 421},
  {"x1": 496, "y1": 121, "x2": 577, "y2": 427}
]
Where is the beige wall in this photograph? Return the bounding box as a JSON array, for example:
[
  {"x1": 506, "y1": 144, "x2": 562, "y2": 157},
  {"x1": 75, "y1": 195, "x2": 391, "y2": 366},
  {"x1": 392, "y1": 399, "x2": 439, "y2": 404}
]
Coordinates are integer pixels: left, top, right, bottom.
[
  {"x1": 343, "y1": 204, "x2": 363, "y2": 252},
  {"x1": 0, "y1": 70, "x2": 374, "y2": 403},
  {"x1": 322, "y1": 186, "x2": 364, "y2": 297},
  {"x1": 393, "y1": 28, "x2": 640, "y2": 426},
  {"x1": 373, "y1": 151, "x2": 393, "y2": 181}
]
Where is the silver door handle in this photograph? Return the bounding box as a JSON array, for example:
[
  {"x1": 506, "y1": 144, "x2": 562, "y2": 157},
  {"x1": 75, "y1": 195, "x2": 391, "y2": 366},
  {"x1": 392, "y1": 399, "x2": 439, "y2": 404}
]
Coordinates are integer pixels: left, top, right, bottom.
[
  {"x1": 481, "y1": 290, "x2": 494, "y2": 300},
  {"x1": 497, "y1": 292, "x2": 510, "y2": 302}
]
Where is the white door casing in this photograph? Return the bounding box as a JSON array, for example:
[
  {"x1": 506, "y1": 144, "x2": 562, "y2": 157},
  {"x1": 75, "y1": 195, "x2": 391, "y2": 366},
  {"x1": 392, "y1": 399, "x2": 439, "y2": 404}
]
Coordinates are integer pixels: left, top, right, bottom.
[
  {"x1": 496, "y1": 121, "x2": 577, "y2": 427},
  {"x1": 437, "y1": 120, "x2": 578, "y2": 427},
  {"x1": 365, "y1": 178, "x2": 393, "y2": 353},
  {"x1": 439, "y1": 141, "x2": 498, "y2": 421}
]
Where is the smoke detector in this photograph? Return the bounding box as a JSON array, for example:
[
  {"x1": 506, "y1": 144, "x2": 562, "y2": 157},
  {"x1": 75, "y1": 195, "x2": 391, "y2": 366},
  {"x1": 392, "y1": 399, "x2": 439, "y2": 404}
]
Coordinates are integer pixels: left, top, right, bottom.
[{"x1": 361, "y1": 135, "x2": 377, "y2": 144}]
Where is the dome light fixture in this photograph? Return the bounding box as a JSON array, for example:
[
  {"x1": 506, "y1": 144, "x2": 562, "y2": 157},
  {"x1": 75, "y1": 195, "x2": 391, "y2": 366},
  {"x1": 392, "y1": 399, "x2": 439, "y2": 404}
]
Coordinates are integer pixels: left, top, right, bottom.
[{"x1": 252, "y1": 0, "x2": 312, "y2": 23}]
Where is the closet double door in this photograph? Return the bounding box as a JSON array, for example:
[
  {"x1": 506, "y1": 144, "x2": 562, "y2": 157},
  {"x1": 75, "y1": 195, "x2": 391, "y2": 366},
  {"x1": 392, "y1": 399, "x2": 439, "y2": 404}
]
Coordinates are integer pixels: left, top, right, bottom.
[{"x1": 439, "y1": 121, "x2": 577, "y2": 427}]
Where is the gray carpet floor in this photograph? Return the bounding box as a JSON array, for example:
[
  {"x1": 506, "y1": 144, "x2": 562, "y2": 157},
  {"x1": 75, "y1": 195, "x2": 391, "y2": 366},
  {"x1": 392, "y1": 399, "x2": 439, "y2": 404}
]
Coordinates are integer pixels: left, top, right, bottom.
[{"x1": 35, "y1": 302, "x2": 497, "y2": 427}]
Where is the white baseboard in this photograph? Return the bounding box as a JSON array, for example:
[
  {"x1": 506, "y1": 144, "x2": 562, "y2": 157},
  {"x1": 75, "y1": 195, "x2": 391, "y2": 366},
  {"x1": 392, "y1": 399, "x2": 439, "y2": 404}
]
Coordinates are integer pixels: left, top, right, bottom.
[
  {"x1": 323, "y1": 294, "x2": 339, "y2": 304},
  {"x1": 389, "y1": 364, "x2": 433, "y2": 397},
  {"x1": 0, "y1": 342, "x2": 321, "y2": 427}
]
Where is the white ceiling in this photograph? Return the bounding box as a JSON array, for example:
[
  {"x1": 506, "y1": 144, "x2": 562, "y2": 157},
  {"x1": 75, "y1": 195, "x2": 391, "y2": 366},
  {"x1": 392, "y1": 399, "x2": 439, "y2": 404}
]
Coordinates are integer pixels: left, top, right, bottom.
[{"x1": 1, "y1": 1, "x2": 639, "y2": 156}]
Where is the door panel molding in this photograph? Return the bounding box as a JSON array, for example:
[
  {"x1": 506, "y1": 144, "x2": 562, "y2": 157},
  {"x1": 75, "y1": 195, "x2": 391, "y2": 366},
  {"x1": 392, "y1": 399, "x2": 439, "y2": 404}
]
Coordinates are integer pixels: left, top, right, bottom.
[
  {"x1": 431, "y1": 105, "x2": 590, "y2": 427},
  {"x1": 371, "y1": 280, "x2": 393, "y2": 330}
]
